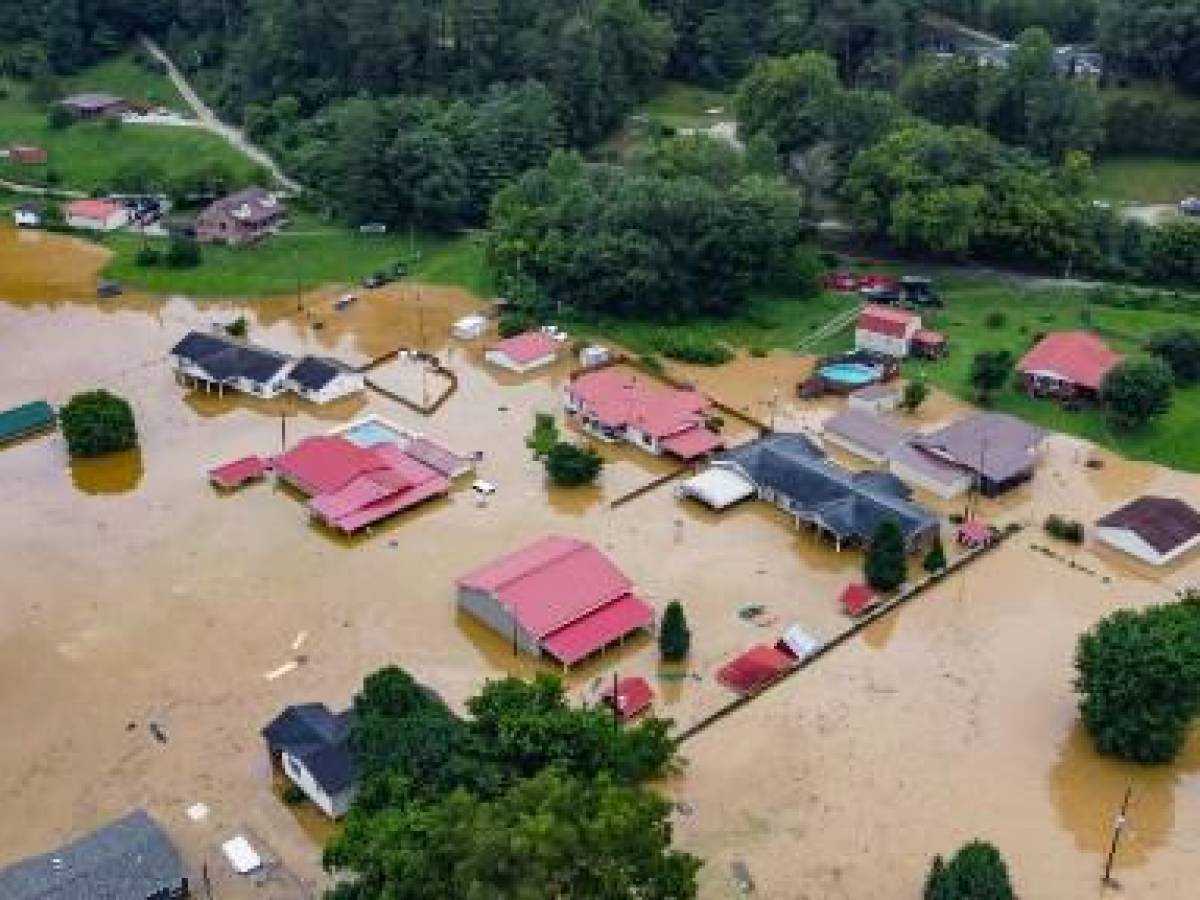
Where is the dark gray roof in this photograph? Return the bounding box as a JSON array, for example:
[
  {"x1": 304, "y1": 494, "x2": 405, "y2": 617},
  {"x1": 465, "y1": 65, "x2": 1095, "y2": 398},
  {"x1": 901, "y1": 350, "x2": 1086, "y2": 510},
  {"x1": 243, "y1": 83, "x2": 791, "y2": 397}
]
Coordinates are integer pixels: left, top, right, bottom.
[
  {"x1": 0, "y1": 810, "x2": 187, "y2": 900},
  {"x1": 717, "y1": 433, "x2": 938, "y2": 546},
  {"x1": 262, "y1": 703, "x2": 356, "y2": 794},
  {"x1": 204, "y1": 188, "x2": 284, "y2": 226},
  {"x1": 170, "y1": 330, "x2": 291, "y2": 384},
  {"x1": 288, "y1": 356, "x2": 348, "y2": 391},
  {"x1": 1097, "y1": 496, "x2": 1200, "y2": 554},
  {"x1": 911, "y1": 413, "x2": 1044, "y2": 484}
]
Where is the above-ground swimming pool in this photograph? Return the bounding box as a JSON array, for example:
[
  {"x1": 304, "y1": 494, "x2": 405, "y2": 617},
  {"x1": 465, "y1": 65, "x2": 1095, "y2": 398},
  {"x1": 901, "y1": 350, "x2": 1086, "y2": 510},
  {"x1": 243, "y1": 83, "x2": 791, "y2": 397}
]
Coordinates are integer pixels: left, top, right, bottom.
[
  {"x1": 818, "y1": 361, "x2": 883, "y2": 387},
  {"x1": 340, "y1": 419, "x2": 409, "y2": 447}
]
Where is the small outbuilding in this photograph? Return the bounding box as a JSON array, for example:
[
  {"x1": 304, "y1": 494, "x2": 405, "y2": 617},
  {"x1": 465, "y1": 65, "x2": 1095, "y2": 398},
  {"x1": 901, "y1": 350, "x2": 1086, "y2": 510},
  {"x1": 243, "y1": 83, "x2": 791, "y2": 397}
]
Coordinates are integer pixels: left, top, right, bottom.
[
  {"x1": 1095, "y1": 496, "x2": 1200, "y2": 566},
  {"x1": 262, "y1": 703, "x2": 357, "y2": 819},
  {"x1": 59, "y1": 92, "x2": 128, "y2": 119},
  {"x1": 485, "y1": 331, "x2": 561, "y2": 373},
  {"x1": 839, "y1": 583, "x2": 877, "y2": 617},
  {"x1": 677, "y1": 467, "x2": 757, "y2": 510},
  {"x1": 64, "y1": 198, "x2": 128, "y2": 232},
  {"x1": 0, "y1": 400, "x2": 55, "y2": 445},
  {"x1": 855, "y1": 304, "x2": 922, "y2": 358},
  {"x1": 7, "y1": 144, "x2": 47, "y2": 164},
  {"x1": 209, "y1": 455, "x2": 270, "y2": 490},
  {"x1": 716, "y1": 645, "x2": 795, "y2": 695},
  {"x1": 13, "y1": 202, "x2": 42, "y2": 228},
  {"x1": 452, "y1": 314, "x2": 489, "y2": 340},
  {"x1": 601, "y1": 676, "x2": 654, "y2": 722}
]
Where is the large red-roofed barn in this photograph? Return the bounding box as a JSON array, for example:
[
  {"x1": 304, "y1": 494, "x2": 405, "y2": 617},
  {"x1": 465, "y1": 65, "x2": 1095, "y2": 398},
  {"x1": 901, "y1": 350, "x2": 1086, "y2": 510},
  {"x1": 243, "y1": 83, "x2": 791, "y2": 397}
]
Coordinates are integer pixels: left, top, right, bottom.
[{"x1": 456, "y1": 536, "x2": 655, "y2": 667}]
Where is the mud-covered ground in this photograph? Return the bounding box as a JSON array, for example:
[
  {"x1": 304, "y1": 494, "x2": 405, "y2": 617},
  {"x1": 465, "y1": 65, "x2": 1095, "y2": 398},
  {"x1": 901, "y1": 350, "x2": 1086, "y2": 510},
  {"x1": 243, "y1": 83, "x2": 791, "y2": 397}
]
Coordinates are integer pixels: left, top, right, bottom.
[{"x1": 1, "y1": 226, "x2": 1197, "y2": 899}]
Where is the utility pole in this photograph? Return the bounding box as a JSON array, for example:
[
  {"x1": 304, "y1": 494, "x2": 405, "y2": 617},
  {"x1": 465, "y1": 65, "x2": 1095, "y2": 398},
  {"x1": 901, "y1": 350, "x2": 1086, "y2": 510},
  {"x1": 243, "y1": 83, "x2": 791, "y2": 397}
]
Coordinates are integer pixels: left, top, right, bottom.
[
  {"x1": 293, "y1": 247, "x2": 302, "y2": 314},
  {"x1": 1102, "y1": 784, "x2": 1133, "y2": 889}
]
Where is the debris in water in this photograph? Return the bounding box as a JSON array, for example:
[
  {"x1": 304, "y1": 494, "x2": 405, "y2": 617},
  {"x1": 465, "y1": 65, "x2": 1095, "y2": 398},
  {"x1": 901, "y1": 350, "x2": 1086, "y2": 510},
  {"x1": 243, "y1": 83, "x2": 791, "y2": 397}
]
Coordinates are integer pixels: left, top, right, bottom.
[
  {"x1": 185, "y1": 802, "x2": 209, "y2": 822},
  {"x1": 264, "y1": 660, "x2": 298, "y2": 681},
  {"x1": 149, "y1": 722, "x2": 168, "y2": 743},
  {"x1": 729, "y1": 860, "x2": 755, "y2": 893},
  {"x1": 675, "y1": 800, "x2": 694, "y2": 817},
  {"x1": 738, "y1": 604, "x2": 766, "y2": 621},
  {"x1": 292, "y1": 630, "x2": 308, "y2": 651},
  {"x1": 125, "y1": 722, "x2": 136, "y2": 732}
]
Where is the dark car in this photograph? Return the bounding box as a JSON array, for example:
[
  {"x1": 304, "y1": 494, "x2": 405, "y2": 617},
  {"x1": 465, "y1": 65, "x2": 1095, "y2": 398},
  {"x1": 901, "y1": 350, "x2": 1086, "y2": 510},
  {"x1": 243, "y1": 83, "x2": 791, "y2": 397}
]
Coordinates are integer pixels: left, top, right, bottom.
[
  {"x1": 361, "y1": 272, "x2": 392, "y2": 289},
  {"x1": 861, "y1": 285, "x2": 902, "y2": 305},
  {"x1": 96, "y1": 279, "x2": 123, "y2": 299},
  {"x1": 899, "y1": 275, "x2": 943, "y2": 308}
]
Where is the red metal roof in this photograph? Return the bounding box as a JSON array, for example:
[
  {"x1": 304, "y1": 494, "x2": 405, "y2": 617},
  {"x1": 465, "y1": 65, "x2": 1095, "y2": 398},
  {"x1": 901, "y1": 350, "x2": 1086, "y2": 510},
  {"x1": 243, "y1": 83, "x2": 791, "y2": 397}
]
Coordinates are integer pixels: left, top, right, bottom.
[
  {"x1": 490, "y1": 331, "x2": 560, "y2": 365},
  {"x1": 568, "y1": 368, "x2": 711, "y2": 439},
  {"x1": 273, "y1": 436, "x2": 386, "y2": 496},
  {"x1": 716, "y1": 645, "x2": 795, "y2": 695},
  {"x1": 208, "y1": 455, "x2": 269, "y2": 489},
  {"x1": 602, "y1": 675, "x2": 654, "y2": 721},
  {"x1": 839, "y1": 583, "x2": 876, "y2": 616},
  {"x1": 540, "y1": 594, "x2": 654, "y2": 666},
  {"x1": 321, "y1": 474, "x2": 449, "y2": 533},
  {"x1": 65, "y1": 199, "x2": 122, "y2": 220},
  {"x1": 1017, "y1": 331, "x2": 1122, "y2": 391},
  {"x1": 660, "y1": 426, "x2": 723, "y2": 460},
  {"x1": 457, "y1": 536, "x2": 634, "y2": 638},
  {"x1": 857, "y1": 304, "x2": 919, "y2": 339}
]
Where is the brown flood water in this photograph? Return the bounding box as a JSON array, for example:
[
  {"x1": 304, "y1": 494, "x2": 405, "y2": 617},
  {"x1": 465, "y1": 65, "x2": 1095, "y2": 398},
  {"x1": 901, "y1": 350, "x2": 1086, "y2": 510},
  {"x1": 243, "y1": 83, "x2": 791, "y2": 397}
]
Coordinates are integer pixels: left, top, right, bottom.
[{"x1": 1, "y1": 226, "x2": 1198, "y2": 898}]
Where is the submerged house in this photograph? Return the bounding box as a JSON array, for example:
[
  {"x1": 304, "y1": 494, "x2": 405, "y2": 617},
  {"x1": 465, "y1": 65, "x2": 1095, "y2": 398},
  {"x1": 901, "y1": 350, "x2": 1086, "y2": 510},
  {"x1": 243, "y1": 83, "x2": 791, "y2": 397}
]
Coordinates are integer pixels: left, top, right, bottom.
[
  {"x1": 564, "y1": 368, "x2": 723, "y2": 460},
  {"x1": 262, "y1": 703, "x2": 356, "y2": 819},
  {"x1": 683, "y1": 432, "x2": 939, "y2": 551},
  {"x1": 1095, "y1": 496, "x2": 1200, "y2": 567},
  {"x1": 485, "y1": 331, "x2": 561, "y2": 373},
  {"x1": 170, "y1": 330, "x2": 292, "y2": 398},
  {"x1": 456, "y1": 536, "x2": 655, "y2": 668},
  {"x1": 909, "y1": 412, "x2": 1045, "y2": 497},
  {"x1": 286, "y1": 355, "x2": 365, "y2": 404},
  {"x1": 0, "y1": 809, "x2": 189, "y2": 900}
]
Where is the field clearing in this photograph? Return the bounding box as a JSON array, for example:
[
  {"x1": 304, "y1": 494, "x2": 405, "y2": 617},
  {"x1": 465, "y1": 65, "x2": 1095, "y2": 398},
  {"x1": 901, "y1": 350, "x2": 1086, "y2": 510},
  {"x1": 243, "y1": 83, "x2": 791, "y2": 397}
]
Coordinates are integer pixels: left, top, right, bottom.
[
  {"x1": 1093, "y1": 155, "x2": 1200, "y2": 204},
  {"x1": 59, "y1": 52, "x2": 186, "y2": 111}
]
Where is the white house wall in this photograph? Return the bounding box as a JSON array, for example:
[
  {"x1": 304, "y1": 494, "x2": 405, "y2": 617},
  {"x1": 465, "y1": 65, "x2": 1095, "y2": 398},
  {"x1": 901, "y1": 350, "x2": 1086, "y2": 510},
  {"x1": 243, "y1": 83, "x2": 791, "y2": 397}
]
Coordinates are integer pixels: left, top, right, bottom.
[
  {"x1": 1095, "y1": 527, "x2": 1200, "y2": 566},
  {"x1": 887, "y1": 458, "x2": 971, "y2": 500},
  {"x1": 280, "y1": 751, "x2": 355, "y2": 819},
  {"x1": 855, "y1": 329, "x2": 909, "y2": 358}
]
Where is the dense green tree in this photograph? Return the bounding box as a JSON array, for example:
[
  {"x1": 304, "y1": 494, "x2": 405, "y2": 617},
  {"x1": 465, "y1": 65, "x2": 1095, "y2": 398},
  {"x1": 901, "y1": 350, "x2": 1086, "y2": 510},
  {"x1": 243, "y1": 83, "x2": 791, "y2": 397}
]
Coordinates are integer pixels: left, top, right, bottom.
[
  {"x1": 1146, "y1": 328, "x2": 1200, "y2": 385},
  {"x1": 865, "y1": 519, "x2": 907, "y2": 592},
  {"x1": 900, "y1": 379, "x2": 929, "y2": 413},
  {"x1": 968, "y1": 350, "x2": 1014, "y2": 404},
  {"x1": 923, "y1": 539, "x2": 947, "y2": 574},
  {"x1": 899, "y1": 57, "x2": 991, "y2": 128},
  {"x1": 545, "y1": 442, "x2": 605, "y2": 487},
  {"x1": 1100, "y1": 357, "x2": 1173, "y2": 431},
  {"x1": 1075, "y1": 596, "x2": 1200, "y2": 763},
  {"x1": 924, "y1": 840, "x2": 1016, "y2": 900},
  {"x1": 735, "y1": 52, "x2": 841, "y2": 154},
  {"x1": 526, "y1": 413, "x2": 560, "y2": 458},
  {"x1": 59, "y1": 390, "x2": 138, "y2": 458},
  {"x1": 659, "y1": 600, "x2": 692, "y2": 662},
  {"x1": 1098, "y1": 0, "x2": 1200, "y2": 93}
]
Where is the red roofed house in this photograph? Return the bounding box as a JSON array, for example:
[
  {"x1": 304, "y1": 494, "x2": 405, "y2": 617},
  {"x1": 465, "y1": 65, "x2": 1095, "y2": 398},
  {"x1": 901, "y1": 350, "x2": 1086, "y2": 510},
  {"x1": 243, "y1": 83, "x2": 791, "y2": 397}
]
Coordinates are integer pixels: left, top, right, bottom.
[
  {"x1": 602, "y1": 676, "x2": 654, "y2": 722},
  {"x1": 716, "y1": 644, "x2": 795, "y2": 695},
  {"x1": 64, "y1": 199, "x2": 128, "y2": 232},
  {"x1": 273, "y1": 435, "x2": 449, "y2": 533},
  {"x1": 855, "y1": 304, "x2": 922, "y2": 358},
  {"x1": 485, "y1": 331, "x2": 561, "y2": 373},
  {"x1": 456, "y1": 536, "x2": 655, "y2": 668},
  {"x1": 209, "y1": 455, "x2": 270, "y2": 490},
  {"x1": 564, "y1": 368, "x2": 723, "y2": 460},
  {"x1": 1017, "y1": 331, "x2": 1123, "y2": 400}
]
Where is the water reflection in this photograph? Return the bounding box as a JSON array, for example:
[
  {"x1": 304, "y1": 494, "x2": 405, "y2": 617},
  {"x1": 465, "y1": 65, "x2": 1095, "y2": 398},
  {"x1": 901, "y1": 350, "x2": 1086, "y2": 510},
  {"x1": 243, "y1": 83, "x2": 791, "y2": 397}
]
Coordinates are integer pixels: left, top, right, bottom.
[
  {"x1": 1048, "y1": 721, "x2": 1200, "y2": 867},
  {"x1": 68, "y1": 448, "x2": 144, "y2": 495}
]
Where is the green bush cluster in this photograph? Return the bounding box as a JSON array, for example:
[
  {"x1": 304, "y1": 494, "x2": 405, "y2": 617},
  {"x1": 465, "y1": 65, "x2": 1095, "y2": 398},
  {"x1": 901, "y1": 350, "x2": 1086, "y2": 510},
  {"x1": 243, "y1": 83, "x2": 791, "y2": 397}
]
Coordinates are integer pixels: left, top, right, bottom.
[{"x1": 1044, "y1": 514, "x2": 1085, "y2": 544}]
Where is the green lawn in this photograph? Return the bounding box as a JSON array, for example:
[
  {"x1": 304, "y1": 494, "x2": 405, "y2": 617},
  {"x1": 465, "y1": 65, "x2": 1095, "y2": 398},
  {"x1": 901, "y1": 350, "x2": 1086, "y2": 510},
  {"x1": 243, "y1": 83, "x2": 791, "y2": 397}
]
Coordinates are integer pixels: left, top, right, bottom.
[
  {"x1": 1092, "y1": 155, "x2": 1200, "y2": 204},
  {"x1": 901, "y1": 281, "x2": 1200, "y2": 471},
  {"x1": 641, "y1": 82, "x2": 734, "y2": 130},
  {"x1": 98, "y1": 215, "x2": 491, "y2": 298},
  {"x1": 0, "y1": 62, "x2": 263, "y2": 192},
  {"x1": 60, "y1": 52, "x2": 186, "y2": 111}
]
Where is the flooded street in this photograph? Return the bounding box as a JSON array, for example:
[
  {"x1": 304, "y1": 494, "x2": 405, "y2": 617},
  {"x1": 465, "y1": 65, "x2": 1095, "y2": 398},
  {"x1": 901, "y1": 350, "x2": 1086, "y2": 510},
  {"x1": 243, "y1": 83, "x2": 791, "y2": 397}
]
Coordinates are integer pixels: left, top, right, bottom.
[{"x1": 1, "y1": 226, "x2": 1198, "y2": 898}]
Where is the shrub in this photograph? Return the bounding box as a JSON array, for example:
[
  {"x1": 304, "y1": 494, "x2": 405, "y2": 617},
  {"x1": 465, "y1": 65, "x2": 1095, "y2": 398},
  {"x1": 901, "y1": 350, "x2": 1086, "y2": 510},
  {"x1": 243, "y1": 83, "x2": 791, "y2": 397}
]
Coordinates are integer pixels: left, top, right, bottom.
[
  {"x1": 498, "y1": 311, "x2": 534, "y2": 338},
  {"x1": 164, "y1": 236, "x2": 201, "y2": 269},
  {"x1": 46, "y1": 104, "x2": 73, "y2": 130},
  {"x1": 134, "y1": 246, "x2": 161, "y2": 267},
  {"x1": 225, "y1": 316, "x2": 248, "y2": 338},
  {"x1": 984, "y1": 311, "x2": 1006, "y2": 329},
  {"x1": 1100, "y1": 356, "x2": 1173, "y2": 431},
  {"x1": 968, "y1": 350, "x2": 1013, "y2": 404},
  {"x1": 525, "y1": 412, "x2": 559, "y2": 458},
  {"x1": 659, "y1": 601, "x2": 691, "y2": 663},
  {"x1": 748, "y1": 345, "x2": 769, "y2": 358},
  {"x1": 281, "y1": 782, "x2": 307, "y2": 806},
  {"x1": 650, "y1": 332, "x2": 734, "y2": 366},
  {"x1": 1145, "y1": 328, "x2": 1200, "y2": 385},
  {"x1": 59, "y1": 390, "x2": 137, "y2": 458},
  {"x1": 923, "y1": 540, "x2": 946, "y2": 573},
  {"x1": 637, "y1": 353, "x2": 665, "y2": 376},
  {"x1": 865, "y1": 519, "x2": 906, "y2": 592},
  {"x1": 1074, "y1": 597, "x2": 1200, "y2": 763},
  {"x1": 924, "y1": 840, "x2": 1015, "y2": 900},
  {"x1": 545, "y1": 442, "x2": 603, "y2": 487},
  {"x1": 1044, "y1": 514, "x2": 1084, "y2": 544},
  {"x1": 900, "y1": 379, "x2": 929, "y2": 413}
]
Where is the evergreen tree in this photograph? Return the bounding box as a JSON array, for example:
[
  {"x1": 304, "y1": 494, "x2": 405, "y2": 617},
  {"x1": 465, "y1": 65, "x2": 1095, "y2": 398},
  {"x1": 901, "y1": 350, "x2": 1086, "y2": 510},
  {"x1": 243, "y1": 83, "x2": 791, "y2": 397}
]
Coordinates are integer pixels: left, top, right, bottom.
[
  {"x1": 545, "y1": 442, "x2": 604, "y2": 487},
  {"x1": 923, "y1": 539, "x2": 947, "y2": 574},
  {"x1": 924, "y1": 840, "x2": 1016, "y2": 900},
  {"x1": 59, "y1": 390, "x2": 137, "y2": 458},
  {"x1": 659, "y1": 601, "x2": 691, "y2": 662},
  {"x1": 865, "y1": 519, "x2": 907, "y2": 592}
]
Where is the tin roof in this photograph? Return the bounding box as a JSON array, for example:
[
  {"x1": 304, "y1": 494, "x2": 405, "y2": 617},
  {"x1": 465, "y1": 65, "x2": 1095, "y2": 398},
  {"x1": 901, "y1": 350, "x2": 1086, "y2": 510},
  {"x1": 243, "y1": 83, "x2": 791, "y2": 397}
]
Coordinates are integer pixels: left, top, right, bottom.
[
  {"x1": 1097, "y1": 496, "x2": 1200, "y2": 554},
  {"x1": 1017, "y1": 331, "x2": 1122, "y2": 390}
]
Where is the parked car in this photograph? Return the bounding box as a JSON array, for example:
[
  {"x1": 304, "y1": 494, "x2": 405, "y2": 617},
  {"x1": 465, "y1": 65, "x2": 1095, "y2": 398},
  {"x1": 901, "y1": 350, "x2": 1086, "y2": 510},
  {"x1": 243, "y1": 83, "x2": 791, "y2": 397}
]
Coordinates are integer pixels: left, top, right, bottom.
[
  {"x1": 361, "y1": 272, "x2": 391, "y2": 289},
  {"x1": 334, "y1": 293, "x2": 358, "y2": 310},
  {"x1": 899, "y1": 275, "x2": 943, "y2": 308},
  {"x1": 96, "y1": 279, "x2": 123, "y2": 299},
  {"x1": 1181, "y1": 197, "x2": 1200, "y2": 217},
  {"x1": 822, "y1": 272, "x2": 859, "y2": 292},
  {"x1": 861, "y1": 285, "x2": 901, "y2": 305}
]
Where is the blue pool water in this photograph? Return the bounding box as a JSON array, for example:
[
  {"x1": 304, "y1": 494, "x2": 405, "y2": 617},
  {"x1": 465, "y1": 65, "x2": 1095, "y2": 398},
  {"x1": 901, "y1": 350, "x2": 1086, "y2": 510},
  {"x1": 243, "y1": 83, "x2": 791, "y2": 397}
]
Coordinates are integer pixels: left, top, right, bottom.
[
  {"x1": 819, "y1": 362, "x2": 881, "y2": 386},
  {"x1": 342, "y1": 421, "x2": 405, "y2": 447}
]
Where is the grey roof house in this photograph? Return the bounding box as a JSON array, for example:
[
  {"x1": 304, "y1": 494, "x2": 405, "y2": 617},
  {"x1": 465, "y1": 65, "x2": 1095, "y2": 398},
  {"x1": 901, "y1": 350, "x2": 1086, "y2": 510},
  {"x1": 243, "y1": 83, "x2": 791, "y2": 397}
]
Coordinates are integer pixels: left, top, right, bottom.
[
  {"x1": 0, "y1": 809, "x2": 188, "y2": 900},
  {"x1": 910, "y1": 412, "x2": 1045, "y2": 496},
  {"x1": 713, "y1": 432, "x2": 939, "y2": 551},
  {"x1": 262, "y1": 703, "x2": 357, "y2": 819},
  {"x1": 59, "y1": 92, "x2": 128, "y2": 118},
  {"x1": 169, "y1": 330, "x2": 292, "y2": 398}
]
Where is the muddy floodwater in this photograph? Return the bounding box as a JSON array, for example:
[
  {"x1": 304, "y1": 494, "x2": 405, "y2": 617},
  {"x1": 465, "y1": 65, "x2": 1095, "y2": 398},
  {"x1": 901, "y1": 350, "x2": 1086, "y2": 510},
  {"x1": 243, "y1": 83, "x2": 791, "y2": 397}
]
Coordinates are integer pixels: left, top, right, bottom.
[{"x1": 1, "y1": 226, "x2": 1199, "y2": 898}]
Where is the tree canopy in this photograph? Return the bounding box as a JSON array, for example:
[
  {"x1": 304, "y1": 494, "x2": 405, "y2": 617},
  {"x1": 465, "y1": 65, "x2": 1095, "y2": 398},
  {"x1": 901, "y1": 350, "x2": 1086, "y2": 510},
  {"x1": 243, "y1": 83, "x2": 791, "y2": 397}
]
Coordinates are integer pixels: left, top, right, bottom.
[
  {"x1": 924, "y1": 840, "x2": 1016, "y2": 900},
  {"x1": 865, "y1": 519, "x2": 907, "y2": 592},
  {"x1": 1099, "y1": 357, "x2": 1174, "y2": 431},
  {"x1": 1074, "y1": 595, "x2": 1200, "y2": 764},
  {"x1": 59, "y1": 389, "x2": 138, "y2": 458}
]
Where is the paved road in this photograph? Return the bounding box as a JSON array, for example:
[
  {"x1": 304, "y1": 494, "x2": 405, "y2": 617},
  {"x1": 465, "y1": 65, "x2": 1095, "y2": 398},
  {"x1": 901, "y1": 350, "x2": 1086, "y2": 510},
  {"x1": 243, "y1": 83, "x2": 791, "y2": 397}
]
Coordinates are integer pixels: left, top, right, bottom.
[{"x1": 139, "y1": 35, "x2": 302, "y2": 194}]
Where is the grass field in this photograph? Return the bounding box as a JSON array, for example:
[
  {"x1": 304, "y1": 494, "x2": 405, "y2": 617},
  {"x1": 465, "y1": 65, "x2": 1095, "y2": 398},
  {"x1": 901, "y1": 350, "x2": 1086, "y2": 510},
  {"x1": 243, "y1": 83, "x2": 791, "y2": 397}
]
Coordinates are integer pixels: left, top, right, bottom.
[
  {"x1": 99, "y1": 215, "x2": 493, "y2": 298},
  {"x1": 1092, "y1": 156, "x2": 1200, "y2": 204},
  {"x1": 60, "y1": 53, "x2": 186, "y2": 111},
  {"x1": 0, "y1": 56, "x2": 264, "y2": 192},
  {"x1": 902, "y1": 280, "x2": 1200, "y2": 471},
  {"x1": 642, "y1": 82, "x2": 734, "y2": 130}
]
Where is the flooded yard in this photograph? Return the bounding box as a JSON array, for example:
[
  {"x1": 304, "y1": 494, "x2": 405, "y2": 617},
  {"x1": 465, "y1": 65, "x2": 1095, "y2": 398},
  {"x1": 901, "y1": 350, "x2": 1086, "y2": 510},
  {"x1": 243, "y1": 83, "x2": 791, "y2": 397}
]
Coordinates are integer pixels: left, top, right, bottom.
[{"x1": 1, "y1": 225, "x2": 1198, "y2": 898}]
